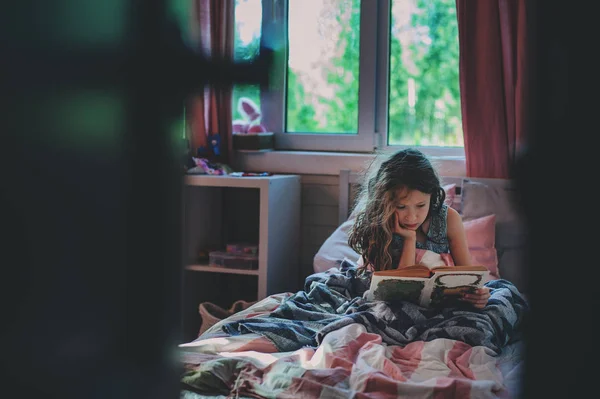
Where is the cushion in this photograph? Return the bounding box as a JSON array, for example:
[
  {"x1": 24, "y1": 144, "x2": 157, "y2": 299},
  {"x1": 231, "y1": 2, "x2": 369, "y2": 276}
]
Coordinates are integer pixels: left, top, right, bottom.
[
  {"x1": 443, "y1": 183, "x2": 459, "y2": 211},
  {"x1": 460, "y1": 179, "x2": 526, "y2": 289},
  {"x1": 463, "y1": 214, "x2": 496, "y2": 249},
  {"x1": 461, "y1": 179, "x2": 518, "y2": 224},
  {"x1": 463, "y1": 214, "x2": 500, "y2": 280}
]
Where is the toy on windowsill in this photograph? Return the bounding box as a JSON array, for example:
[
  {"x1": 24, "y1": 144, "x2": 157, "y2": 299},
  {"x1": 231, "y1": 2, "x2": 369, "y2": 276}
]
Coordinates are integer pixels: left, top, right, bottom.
[{"x1": 232, "y1": 97, "x2": 274, "y2": 151}]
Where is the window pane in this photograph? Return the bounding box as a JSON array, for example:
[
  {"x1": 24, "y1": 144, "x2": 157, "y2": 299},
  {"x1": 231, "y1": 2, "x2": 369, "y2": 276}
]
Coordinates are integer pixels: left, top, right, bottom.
[
  {"x1": 232, "y1": 0, "x2": 262, "y2": 129},
  {"x1": 388, "y1": 0, "x2": 463, "y2": 147},
  {"x1": 287, "y1": 0, "x2": 360, "y2": 134}
]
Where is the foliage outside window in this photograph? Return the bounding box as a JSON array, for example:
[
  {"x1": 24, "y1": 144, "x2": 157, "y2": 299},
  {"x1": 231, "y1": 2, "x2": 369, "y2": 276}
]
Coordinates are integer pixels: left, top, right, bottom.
[{"x1": 233, "y1": 0, "x2": 463, "y2": 151}]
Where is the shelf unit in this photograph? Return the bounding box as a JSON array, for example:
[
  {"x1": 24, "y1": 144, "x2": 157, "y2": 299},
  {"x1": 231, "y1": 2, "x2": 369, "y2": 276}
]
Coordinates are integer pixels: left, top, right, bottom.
[
  {"x1": 185, "y1": 264, "x2": 259, "y2": 275},
  {"x1": 181, "y1": 174, "x2": 301, "y2": 338}
]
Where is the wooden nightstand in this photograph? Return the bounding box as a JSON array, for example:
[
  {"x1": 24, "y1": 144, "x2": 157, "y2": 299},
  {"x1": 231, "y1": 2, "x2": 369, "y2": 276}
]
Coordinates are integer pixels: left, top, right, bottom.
[{"x1": 181, "y1": 174, "x2": 301, "y2": 341}]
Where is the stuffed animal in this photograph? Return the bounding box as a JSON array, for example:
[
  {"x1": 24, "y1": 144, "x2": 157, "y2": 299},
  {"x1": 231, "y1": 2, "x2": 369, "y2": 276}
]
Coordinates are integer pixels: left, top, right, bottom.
[{"x1": 232, "y1": 97, "x2": 268, "y2": 134}]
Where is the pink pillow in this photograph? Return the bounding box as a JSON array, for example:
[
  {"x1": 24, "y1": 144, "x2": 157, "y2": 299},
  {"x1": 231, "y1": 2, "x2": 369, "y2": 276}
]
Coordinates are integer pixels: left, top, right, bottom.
[
  {"x1": 469, "y1": 248, "x2": 499, "y2": 280},
  {"x1": 463, "y1": 214, "x2": 500, "y2": 280}
]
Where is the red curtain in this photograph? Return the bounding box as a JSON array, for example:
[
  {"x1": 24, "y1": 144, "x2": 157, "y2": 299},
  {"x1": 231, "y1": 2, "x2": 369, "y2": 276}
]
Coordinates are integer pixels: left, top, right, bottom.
[
  {"x1": 456, "y1": 0, "x2": 529, "y2": 178},
  {"x1": 189, "y1": 0, "x2": 234, "y2": 164}
]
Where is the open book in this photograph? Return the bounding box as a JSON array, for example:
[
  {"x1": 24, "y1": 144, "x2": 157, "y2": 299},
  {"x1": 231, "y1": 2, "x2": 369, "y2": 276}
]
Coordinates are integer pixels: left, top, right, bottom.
[{"x1": 364, "y1": 265, "x2": 489, "y2": 308}]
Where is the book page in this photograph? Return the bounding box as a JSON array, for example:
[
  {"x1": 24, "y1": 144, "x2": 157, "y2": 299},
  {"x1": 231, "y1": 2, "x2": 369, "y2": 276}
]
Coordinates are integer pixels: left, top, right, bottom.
[
  {"x1": 366, "y1": 274, "x2": 427, "y2": 303},
  {"x1": 366, "y1": 269, "x2": 489, "y2": 307},
  {"x1": 426, "y1": 270, "x2": 489, "y2": 308}
]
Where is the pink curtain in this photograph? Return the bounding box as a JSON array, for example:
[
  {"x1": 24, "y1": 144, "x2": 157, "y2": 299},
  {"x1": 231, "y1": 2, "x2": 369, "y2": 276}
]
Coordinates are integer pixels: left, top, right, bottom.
[
  {"x1": 188, "y1": 0, "x2": 234, "y2": 164},
  {"x1": 456, "y1": 0, "x2": 529, "y2": 178}
]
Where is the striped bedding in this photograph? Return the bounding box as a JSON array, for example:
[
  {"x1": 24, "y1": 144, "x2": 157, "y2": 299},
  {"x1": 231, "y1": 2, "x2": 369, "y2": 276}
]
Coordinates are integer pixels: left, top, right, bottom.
[{"x1": 180, "y1": 264, "x2": 527, "y2": 399}]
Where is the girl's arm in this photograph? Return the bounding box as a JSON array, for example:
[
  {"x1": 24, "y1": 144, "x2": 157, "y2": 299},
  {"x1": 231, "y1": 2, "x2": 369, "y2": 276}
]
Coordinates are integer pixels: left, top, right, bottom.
[
  {"x1": 392, "y1": 210, "x2": 417, "y2": 268},
  {"x1": 446, "y1": 207, "x2": 473, "y2": 266},
  {"x1": 397, "y1": 236, "x2": 416, "y2": 268},
  {"x1": 447, "y1": 207, "x2": 490, "y2": 309}
]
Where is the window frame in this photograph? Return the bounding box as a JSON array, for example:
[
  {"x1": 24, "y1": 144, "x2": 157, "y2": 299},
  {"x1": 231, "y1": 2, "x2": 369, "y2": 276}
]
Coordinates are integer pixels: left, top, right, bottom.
[{"x1": 257, "y1": 0, "x2": 464, "y2": 157}]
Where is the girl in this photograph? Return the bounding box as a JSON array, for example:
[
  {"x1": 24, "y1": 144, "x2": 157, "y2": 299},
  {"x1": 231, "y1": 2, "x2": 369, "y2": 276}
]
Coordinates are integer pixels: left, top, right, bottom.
[{"x1": 348, "y1": 148, "x2": 490, "y2": 309}]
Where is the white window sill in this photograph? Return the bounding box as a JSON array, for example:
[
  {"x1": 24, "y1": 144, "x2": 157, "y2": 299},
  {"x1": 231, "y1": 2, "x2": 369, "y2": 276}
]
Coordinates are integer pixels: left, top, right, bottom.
[{"x1": 234, "y1": 150, "x2": 467, "y2": 177}]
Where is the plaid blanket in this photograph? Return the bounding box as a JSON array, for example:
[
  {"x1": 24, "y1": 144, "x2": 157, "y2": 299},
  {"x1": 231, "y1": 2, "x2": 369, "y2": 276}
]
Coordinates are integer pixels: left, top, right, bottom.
[
  {"x1": 181, "y1": 320, "x2": 525, "y2": 398},
  {"x1": 222, "y1": 260, "x2": 528, "y2": 354},
  {"x1": 180, "y1": 260, "x2": 529, "y2": 398}
]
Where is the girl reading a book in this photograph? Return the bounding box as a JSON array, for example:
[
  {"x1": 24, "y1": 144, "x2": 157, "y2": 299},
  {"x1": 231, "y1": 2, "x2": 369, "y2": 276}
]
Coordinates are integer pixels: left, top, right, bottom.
[{"x1": 348, "y1": 148, "x2": 491, "y2": 309}]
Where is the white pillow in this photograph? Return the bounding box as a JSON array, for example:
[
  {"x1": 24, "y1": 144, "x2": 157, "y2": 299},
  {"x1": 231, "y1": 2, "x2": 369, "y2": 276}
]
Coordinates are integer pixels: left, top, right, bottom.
[{"x1": 313, "y1": 217, "x2": 360, "y2": 273}]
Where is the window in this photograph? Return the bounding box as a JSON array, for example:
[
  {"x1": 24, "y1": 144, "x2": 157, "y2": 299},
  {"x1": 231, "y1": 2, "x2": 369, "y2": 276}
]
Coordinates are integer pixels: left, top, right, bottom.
[
  {"x1": 388, "y1": 0, "x2": 462, "y2": 147},
  {"x1": 234, "y1": 0, "x2": 463, "y2": 154},
  {"x1": 232, "y1": 0, "x2": 263, "y2": 125},
  {"x1": 287, "y1": 0, "x2": 360, "y2": 134}
]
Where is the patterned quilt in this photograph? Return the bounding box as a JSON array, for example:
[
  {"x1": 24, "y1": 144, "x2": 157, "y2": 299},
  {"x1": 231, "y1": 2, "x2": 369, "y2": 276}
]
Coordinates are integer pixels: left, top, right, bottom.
[{"x1": 180, "y1": 260, "x2": 529, "y2": 398}]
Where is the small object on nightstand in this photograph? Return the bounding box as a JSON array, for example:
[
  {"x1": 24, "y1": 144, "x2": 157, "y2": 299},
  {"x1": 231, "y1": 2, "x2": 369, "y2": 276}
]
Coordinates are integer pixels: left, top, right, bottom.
[
  {"x1": 209, "y1": 251, "x2": 258, "y2": 270},
  {"x1": 226, "y1": 243, "x2": 258, "y2": 256},
  {"x1": 198, "y1": 247, "x2": 219, "y2": 263},
  {"x1": 230, "y1": 172, "x2": 273, "y2": 177}
]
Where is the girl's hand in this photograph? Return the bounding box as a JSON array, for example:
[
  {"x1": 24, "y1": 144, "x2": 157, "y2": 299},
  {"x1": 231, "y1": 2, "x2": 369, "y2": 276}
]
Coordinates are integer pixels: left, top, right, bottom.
[
  {"x1": 392, "y1": 211, "x2": 417, "y2": 241},
  {"x1": 461, "y1": 287, "x2": 491, "y2": 309}
]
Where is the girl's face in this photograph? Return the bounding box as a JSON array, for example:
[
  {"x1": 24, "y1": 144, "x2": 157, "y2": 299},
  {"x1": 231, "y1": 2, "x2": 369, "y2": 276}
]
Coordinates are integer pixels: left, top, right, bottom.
[{"x1": 394, "y1": 187, "x2": 431, "y2": 230}]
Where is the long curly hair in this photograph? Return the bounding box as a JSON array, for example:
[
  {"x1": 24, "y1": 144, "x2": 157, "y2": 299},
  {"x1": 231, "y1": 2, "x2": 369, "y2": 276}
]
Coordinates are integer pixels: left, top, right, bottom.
[{"x1": 348, "y1": 148, "x2": 446, "y2": 272}]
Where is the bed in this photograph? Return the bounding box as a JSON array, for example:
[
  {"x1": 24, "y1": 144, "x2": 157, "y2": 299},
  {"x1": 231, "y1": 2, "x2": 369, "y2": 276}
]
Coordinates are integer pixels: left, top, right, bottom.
[{"x1": 179, "y1": 171, "x2": 529, "y2": 399}]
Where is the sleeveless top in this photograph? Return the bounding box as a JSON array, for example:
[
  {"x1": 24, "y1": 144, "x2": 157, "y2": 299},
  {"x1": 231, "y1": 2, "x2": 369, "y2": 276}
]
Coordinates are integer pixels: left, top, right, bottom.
[{"x1": 389, "y1": 204, "x2": 453, "y2": 267}]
